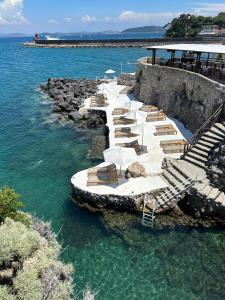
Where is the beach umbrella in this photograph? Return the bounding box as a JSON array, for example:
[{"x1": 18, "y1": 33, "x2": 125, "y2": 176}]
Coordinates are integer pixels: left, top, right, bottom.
[
  {"x1": 125, "y1": 110, "x2": 146, "y2": 124},
  {"x1": 105, "y1": 69, "x2": 116, "y2": 74},
  {"x1": 103, "y1": 146, "x2": 137, "y2": 175},
  {"x1": 131, "y1": 123, "x2": 145, "y2": 148}
]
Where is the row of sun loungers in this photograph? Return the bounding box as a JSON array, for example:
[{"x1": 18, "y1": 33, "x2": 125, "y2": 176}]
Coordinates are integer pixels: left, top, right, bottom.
[{"x1": 87, "y1": 163, "x2": 118, "y2": 186}]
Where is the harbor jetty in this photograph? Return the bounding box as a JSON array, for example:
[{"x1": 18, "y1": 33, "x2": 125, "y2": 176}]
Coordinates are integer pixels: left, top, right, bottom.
[
  {"x1": 70, "y1": 43, "x2": 225, "y2": 228},
  {"x1": 23, "y1": 37, "x2": 221, "y2": 48}
]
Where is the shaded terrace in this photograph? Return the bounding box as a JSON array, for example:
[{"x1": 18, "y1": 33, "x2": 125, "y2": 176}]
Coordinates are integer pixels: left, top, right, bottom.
[{"x1": 146, "y1": 43, "x2": 225, "y2": 85}]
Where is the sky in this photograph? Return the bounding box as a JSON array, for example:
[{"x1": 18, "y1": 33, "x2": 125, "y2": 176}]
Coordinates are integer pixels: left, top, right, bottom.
[{"x1": 1, "y1": 0, "x2": 225, "y2": 33}]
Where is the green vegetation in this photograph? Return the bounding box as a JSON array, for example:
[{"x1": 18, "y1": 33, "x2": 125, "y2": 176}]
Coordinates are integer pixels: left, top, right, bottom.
[
  {"x1": 165, "y1": 12, "x2": 225, "y2": 37},
  {"x1": 0, "y1": 187, "x2": 96, "y2": 299},
  {"x1": 0, "y1": 218, "x2": 74, "y2": 300},
  {"x1": 0, "y1": 187, "x2": 31, "y2": 225},
  {"x1": 122, "y1": 26, "x2": 165, "y2": 34}
]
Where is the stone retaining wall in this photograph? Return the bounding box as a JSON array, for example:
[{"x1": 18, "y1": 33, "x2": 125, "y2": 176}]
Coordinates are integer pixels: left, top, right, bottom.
[{"x1": 135, "y1": 62, "x2": 225, "y2": 132}]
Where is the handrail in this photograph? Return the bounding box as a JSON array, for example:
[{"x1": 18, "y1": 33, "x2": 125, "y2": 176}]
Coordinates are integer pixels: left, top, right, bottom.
[{"x1": 183, "y1": 102, "x2": 224, "y2": 156}]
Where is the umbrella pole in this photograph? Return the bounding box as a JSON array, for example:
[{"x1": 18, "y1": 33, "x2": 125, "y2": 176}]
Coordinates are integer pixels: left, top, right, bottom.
[{"x1": 118, "y1": 165, "x2": 123, "y2": 178}]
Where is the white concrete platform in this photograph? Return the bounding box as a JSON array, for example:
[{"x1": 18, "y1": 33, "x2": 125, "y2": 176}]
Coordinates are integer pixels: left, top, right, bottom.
[{"x1": 71, "y1": 80, "x2": 193, "y2": 196}]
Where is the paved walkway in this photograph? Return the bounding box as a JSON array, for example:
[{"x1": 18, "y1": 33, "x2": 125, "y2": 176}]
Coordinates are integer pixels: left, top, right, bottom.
[{"x1": 71, "y1": 80, "x2": 192, "y2": 196}]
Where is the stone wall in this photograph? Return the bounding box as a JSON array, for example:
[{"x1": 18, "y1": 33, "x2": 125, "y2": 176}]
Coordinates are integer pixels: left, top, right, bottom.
[
  {"x1": 117, "y1": 74, "x2": 136, "y2": 87},
  {"x1": 135, "y1": 62, "x2": 225, "y2": 132}
]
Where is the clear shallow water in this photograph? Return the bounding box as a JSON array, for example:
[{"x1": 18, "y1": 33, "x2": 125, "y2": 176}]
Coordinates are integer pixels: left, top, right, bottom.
[{"x1": 1, "y1": 37, "x2": 225, "y2": 299}]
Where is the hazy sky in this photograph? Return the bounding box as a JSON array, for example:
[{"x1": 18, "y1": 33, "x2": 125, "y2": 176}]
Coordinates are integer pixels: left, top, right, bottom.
[{"x1": 1, "y1": 0, "x2": 225, "y2": 33}]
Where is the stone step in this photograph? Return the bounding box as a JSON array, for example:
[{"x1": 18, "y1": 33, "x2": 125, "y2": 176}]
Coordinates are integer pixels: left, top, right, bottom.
[
  {"x1": 207, "y1": 188, "x2": 221, "y2": 200},
  {"x1": 200, "y1": 135, "x2": 222, "y2": 145},
  {"x1": 161, "y1": 170, "x2": 185, "y2": 190},
  {"x1": 214, "y1": 192, "x2": 225, "y2": 205},
  {"x1": 171, "y1": 158, "x2": 206, "y2": 179},
  {"x1": 204, "y1": 131, "x2": 225, "y2": 142},
  {"x1": 185, "y1": 151, "x2": 208, "y2": 163},
  {"x1": 193, "y1": 143, "x2": 211, "y2": 153},
  {"x1": 213, "y1": 123, "x2": 225, "y2": 135},
  {"x1": 210, "y1": 127, "x2": 225, "y2": 139},
  {"x1": 190, "y1": 147, "x2": 209, "y2": 158},
  {"x1": 184, "y1": 156, "x2": 206, "y2": 169},
  {"x1": 197, "y1": 140, "x2": 215, "y2": 150},
  {"x1": 166, "y1": 167, "x2": 186, "y2": 183}
]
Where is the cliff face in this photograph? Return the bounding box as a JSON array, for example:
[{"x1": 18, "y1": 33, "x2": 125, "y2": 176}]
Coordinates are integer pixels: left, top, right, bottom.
[{"x1": 135, "y1": 63, "x2": 225, "y2": 133}]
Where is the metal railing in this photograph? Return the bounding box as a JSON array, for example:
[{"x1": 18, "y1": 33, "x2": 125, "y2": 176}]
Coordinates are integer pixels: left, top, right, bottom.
[{"x1": 183, "y1": 102, "x2": 224, "y2": 156}]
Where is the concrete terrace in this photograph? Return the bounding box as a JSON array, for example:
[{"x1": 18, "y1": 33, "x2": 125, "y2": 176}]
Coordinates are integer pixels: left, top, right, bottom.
[{"x1": 71, "y1": 80, "x2": 192, "y2": 196}]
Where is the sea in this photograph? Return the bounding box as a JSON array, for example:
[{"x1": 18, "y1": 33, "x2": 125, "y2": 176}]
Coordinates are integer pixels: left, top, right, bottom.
[{"x1": 0, "y1": 34, "x2": 225, "y2": 300}]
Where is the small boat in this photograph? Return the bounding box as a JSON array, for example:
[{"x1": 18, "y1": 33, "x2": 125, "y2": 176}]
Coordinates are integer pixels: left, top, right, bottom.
[{"x1": 45, "y1": 35, "x2": 60, "y2": 41}]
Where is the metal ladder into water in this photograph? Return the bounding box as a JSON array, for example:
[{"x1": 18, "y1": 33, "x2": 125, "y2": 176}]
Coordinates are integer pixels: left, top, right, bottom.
[{"x1": 142, "y1": 177, "x2": 198, "y2": 228}]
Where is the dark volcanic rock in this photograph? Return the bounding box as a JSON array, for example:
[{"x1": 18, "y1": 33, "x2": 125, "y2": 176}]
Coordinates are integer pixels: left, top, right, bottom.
[{"x1": 40, "y1": 78, "x2": 106, "y2": 130}]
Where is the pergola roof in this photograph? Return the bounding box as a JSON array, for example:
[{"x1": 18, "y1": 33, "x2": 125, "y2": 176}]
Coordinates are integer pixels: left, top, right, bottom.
[{"x1": 147, "y1": 43, "x2": 225, "y2": 55}]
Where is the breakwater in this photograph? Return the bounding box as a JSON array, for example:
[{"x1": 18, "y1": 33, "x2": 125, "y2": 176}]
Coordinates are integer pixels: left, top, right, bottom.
[{"x1": 23, "y1": 37, "x2": 221, "y2": 48}]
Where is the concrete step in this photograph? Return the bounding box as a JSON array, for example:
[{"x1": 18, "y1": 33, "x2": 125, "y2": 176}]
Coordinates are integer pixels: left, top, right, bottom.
[
  {"x1": 204, "y1": 131, "x2": 225, "y2": 142},
  {"x1": 213, "y1": 123, "x2": 225, "y2": 135},
  {"x1": 198, "y1": 139, "x2": 215, "y2": 148},
  {"x1": 185, "y1": 151, "x2": 208, "y2": 163},
  {"x1": 200, "y1": 135, "x2": 221, "y2": 145},
  {"x1": 161, "y1": 170, "x2": 185, "y2": 190},
  {"x1": 208, "y1": 188, "x2": 221, "y2": 200},
  {"x1": 214, "y1": 192, "x2": 225, "y2": 205},
  {"x1": 166, "y1": 167, "x2": 186, "y2": 183},
  {"x1": 210, "y1": 127, "x2": 225, "y2": 139},
  {"x1": 193, "y1": 143, "x2": 211, "y2": 153},
  {"x1": 184, "y1": 156, "x2": 206, "y2": 169},
  {"x1": 191, "y1": 147, "x2": 209, "y2": 158},
  {"x1": 171, "y1": 158, "x2": 206, "y2": 179}
]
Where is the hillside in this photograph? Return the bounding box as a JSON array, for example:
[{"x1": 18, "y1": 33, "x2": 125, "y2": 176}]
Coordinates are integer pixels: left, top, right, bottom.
[
  {"x1": 122, "y1": 26, "x2": 165, "y2": 34},
  {"x1": 165, "y1": 12, "x2": 225, "y2": 37}
]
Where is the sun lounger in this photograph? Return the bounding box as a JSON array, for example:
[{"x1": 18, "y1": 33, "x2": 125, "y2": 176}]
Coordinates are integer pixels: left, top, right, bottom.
[
  {"x1": 146, "y1": 112, "x2": 166, "y2": 122},
  {"x1": 112, "y1": 108, "x2": 129, "y2": 116},
  {"x1": 87, "y1": 164, "x2": 118, "y2": 186},
  {"x1": 139, "y1": 105, "x2": 159, "y2": 113},
  {"x1": 114, "y1": 131, "x2": 138, "y2": 138},
  {"x1": 116, "y1": 139, "x2": 142, "y2": 154},
  {"x1": 113, "y1": 116, "x2": 136, "y2": 125},
  {"x1": 160, "y1": 139, "x2": 186, "y2": 154},
  {"x1": 154, "y1": 124, "x2": 177, "y2": 136},
  {"x1": 90, "y1": 95, "x2": 108, "y2": 107}
]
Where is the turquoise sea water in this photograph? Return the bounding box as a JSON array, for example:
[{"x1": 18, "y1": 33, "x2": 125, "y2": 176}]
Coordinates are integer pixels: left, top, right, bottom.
[{"x1": 1, "y1": 37, "x2": 225, "y2": 299}]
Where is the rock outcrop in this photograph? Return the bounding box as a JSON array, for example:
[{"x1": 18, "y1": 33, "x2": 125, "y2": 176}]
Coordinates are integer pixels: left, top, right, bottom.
[
  {"x1": 40, "y1": 78, "x2": 106, "y2": 130},
  {"x1": 125, "y1": 162, "x2": 147, "y2": 179}
]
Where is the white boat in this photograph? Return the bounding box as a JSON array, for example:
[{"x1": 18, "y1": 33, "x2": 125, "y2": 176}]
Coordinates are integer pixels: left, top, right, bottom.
[{"x1": 45, "y1": 35, "x2": 60, "y2": 41}]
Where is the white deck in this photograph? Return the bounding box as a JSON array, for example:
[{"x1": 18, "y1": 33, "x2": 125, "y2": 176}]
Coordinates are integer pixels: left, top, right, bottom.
[{"x1": 71, "y1": 80, "x2": 192, "y2": 196}]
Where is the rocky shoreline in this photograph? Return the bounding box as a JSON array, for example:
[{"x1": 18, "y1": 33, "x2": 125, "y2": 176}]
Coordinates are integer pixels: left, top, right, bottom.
[{"x1": 40, "y1": 78, "x2": 108, "y2": 130}]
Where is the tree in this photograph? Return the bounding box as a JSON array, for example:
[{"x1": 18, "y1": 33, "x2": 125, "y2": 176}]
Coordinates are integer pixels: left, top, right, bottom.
[
  {"x1": 0, "y1": 187, "x2": 31, "y2": 225},
  {"x1": 165, "y1": 12, "x2": 225, "y2": 37}
]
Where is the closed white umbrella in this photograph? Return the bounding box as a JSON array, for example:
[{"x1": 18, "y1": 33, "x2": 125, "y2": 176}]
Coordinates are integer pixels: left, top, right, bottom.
[
  {"x1": 103, "y1": 146, "x2": 137, "y2": 175},
  {"x1": 130, "y1": 123, "x2": 145, "y2": 148},
  {"x1": 126, "y1": 110, "x2": 146, "y2": 123}
]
